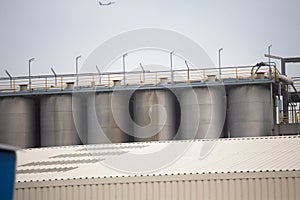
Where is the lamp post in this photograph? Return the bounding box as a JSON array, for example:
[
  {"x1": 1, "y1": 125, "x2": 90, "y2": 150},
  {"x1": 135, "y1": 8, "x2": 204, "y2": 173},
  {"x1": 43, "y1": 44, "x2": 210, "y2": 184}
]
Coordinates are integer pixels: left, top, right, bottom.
[
  {"x1": 268, "y1": 45, "x2": 272, "y2": 79},
  {"x1": 122, "y1": 53, "x2": 127, "y2": 85},
  {"x1": 75, "y1": 55, "x2": 81, "y2": 87},
  {"x1": 139, "y1": 63, "x2": 146, "y2": 83},
  {"x1": 218, "y1": 48, "x2": 223, "y2": 77},
  {"x1": 5, "y1": 70, "x2": 13, "y2": 88},
  {"x1": 170, "y1": 51, "x2": 174, "y2": 84},
  {"x1": 51, "y1": 67, "x2": 57, "y2": 86},
  {"x1": 96, "y1": 65, "x2": 101, "y2": 84},
  {"x1": 184, "y1": 60, "x2": 190, "y2": 83},
  {"x1": 29, "y1": 58, "x2": 35, "y2": 90}
]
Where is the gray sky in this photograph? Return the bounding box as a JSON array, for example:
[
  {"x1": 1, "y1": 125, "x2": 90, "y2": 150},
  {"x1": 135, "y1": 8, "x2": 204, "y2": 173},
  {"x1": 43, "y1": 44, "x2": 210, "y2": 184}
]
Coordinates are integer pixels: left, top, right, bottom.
[{"x1": 0, "y1": 0, "x2": 299, "y2": 77}]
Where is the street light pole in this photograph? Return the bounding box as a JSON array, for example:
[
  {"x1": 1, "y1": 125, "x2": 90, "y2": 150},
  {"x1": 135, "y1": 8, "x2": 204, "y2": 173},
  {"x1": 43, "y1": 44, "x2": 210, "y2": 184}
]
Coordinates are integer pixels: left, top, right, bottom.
[
  {"x1": 96, "y1": 65, "x2": 101, "y2": 84},
  {"x1": 268, "y1": 45, "x2": 272, "y2": 79},
  {"x1": 139, "y1": 63, "x2": 146, "y2": 83},
  {"x1": 5, "y1": 70, "x2": 13, "y2": 88},
  {"x1": 122, "y1": 53, "x2": 127, "y2": 85},
  {"x1": 76, "y1": 55, "x2": 81, "y2": 87},
  {"x1": 184, "y1": 60, "x2": 190, "y2": 83},
  {"x1": 51, "y1": 67, "x2": 57, "y2": 86},
  {"x1": 29, "y1": 58, "x2": 35, "y2": 91},
  {"x1": 218, "y1": 48, "x2": 223, "y2": 77},
  {"x1": 170, "y1": 51, "x2": 174, "y2": 84}
]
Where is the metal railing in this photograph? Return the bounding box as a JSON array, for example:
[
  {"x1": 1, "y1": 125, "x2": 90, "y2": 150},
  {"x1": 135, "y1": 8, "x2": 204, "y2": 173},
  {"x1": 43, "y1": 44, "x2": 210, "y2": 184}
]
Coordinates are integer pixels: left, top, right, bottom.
[{"x1": 0, "y1": 65, "x2": 276, "y2": 93}]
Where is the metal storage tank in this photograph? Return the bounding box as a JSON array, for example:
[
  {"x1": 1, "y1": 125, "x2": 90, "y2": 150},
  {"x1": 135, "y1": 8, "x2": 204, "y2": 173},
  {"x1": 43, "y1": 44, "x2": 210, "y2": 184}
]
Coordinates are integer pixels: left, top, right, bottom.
[
  {"x1": 87, "y1": 91, "x2": 131, "y2": 144},
  {"x1": 0, "y1": 97, "x2": 37, "y2": 148},
  {"x1": 40, "y1": 95, "x2": 83, "y2": 146},
  {"x1": 179, "y1": 86, "x2": 226, "y2": 139},
  {"x1": 133, "y1": 89, "x2": 176, "y2": 142},
  {"x1": 227, "y1": 84, "x2": 273, "y2": 137}
]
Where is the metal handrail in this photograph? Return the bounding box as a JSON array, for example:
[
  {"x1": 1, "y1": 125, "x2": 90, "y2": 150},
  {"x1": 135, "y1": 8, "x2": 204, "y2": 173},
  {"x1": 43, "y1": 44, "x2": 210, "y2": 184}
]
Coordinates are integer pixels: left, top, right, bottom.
[{"x1": 0, "y1": 65, "x2": 274, "y2": 92}]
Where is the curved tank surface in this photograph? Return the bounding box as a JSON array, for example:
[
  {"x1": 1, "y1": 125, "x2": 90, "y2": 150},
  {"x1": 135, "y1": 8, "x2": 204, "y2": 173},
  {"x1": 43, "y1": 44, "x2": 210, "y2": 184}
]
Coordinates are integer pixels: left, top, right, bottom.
[
  {"x1": 40, "y1": 95, "x2": 83, "y2": 146},
  {"x1": 179, "y1": 86, "x2": 226, "y2": 139},
  {"x1": 87, "y1": 91, "x2": 131, "y2": 144},
  {"x1": 0, "y1": 97, "x2": 37, "y2": 148},
  {"x1": 133, "y1": 89, "x2": 176, "y2": 142},
  {"x1": 227, "y1": 84, "x2": 273, "y2": 137}
]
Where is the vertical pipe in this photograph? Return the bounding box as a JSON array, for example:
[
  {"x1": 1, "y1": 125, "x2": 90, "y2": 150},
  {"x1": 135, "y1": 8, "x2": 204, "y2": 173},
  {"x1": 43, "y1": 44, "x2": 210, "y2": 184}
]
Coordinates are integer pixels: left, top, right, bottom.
[
  {"x1": 76, "y1": 55, "x2": 81, "y2": 87},
  {"x1": 170, "y1": 51, "x2": 174, "y2": 84},
  {"x1": 29, "y1": 58, "x2": 35, "y2": 91},
  {"x1": 122, "y1": 54, "x2": 127, "y2": 85},
  {"x1": 268, "y1": 45, "x2": 272, "y2": 79},
  {"x1": 45, "y1": 77, "x2": 47, "y2": 91},
  {"x1": 218, "y1": 48, "x2": 223, "y2": 78}
]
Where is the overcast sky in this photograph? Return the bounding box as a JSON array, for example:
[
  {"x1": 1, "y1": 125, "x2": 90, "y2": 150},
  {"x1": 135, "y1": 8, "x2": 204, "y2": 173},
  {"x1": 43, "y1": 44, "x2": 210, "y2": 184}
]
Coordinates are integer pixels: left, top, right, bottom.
[{"x1": 0, "y1": 0, "x2": 299, "y2": 77}]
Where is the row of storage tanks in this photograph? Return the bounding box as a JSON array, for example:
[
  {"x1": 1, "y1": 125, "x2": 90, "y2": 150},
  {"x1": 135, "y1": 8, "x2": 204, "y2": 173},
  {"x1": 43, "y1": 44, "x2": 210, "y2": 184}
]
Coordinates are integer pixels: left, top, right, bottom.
[{"x1": 0, "y1": 84, "x2": 273, "y2": 148}]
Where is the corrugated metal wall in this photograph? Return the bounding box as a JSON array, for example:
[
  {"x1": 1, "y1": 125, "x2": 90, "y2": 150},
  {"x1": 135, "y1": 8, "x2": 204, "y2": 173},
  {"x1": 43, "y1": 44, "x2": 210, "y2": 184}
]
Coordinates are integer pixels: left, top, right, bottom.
[{"x1": 14, "y1": 172, "x2": 300, "y2": 200}]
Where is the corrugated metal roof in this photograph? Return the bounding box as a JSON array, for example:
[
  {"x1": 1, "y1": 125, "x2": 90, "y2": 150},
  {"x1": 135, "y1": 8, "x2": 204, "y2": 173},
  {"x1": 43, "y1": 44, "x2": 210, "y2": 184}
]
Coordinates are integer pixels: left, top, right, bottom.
[{"x1": 16, "y1": 136, "x2": 300, "y2": 183}]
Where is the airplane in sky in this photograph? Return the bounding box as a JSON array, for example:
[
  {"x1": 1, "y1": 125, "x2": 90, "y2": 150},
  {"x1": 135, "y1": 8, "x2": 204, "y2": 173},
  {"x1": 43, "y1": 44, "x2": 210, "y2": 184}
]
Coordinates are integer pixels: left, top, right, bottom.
[{"x1": 98, "y1": 1, "x2": 115, "y2": 6}]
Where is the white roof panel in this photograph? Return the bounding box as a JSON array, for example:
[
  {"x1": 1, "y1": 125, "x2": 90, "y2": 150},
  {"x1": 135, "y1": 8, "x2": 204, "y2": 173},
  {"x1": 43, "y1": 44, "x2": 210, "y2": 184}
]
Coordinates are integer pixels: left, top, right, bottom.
[{"x1": 16, "y1": 136, "x2": 300, "y2": 182}]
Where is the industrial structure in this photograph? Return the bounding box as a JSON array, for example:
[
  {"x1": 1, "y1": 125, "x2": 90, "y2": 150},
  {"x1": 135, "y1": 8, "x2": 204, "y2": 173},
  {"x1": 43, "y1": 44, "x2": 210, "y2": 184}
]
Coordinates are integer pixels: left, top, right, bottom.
[
  {"x1": 1, "y1": 58, "x2": 300, "y2": 199},
  {"x1": 1, "y1": 61, "x2": 300, "y2": 148}
]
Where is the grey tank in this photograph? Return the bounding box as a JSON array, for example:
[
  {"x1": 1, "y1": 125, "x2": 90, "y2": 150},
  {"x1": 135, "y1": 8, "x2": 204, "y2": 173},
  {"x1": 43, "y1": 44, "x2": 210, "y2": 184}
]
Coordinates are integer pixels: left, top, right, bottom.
[
  {"x1": 227, "y1": 85, "x2": 273, "y2": 137},
  {"x1": 178, "y1": 86, "x2": 226, "y2": 139},
  {"x1": 133, "y1": 89, "x2": 176, "y2": 142},
  {"x1": 0, "y1": 97, "x2": 37, "y2": 148},
  {"x1": 40, "y1": 95, "x2": 83, "y2": 146},
  {"x1": 87, "y1": 91, "x2": 131, "y2": 144}
]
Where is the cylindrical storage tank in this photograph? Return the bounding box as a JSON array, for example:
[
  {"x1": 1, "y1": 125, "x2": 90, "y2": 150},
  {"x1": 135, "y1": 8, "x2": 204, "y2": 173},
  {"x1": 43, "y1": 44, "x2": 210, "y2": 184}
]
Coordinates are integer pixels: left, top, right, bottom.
[
  {"x1": 179, "y1": 87, "x2": 226, "y2": 139},
  {"x1": 0, "y1": 97, "x2": 37, "y2": 148},
  {"x1": 87, "y1": 91, "x2": 131, "y2": 144},
  {"x1": 40, "y1": 95, "x2": 83, "y2": 146},
  {"x1": 133, "y1": 89, "x2": 176, "y2": 142},
  {"x1": 227, "y1": 84, "x2": 273, "y2": 137}
]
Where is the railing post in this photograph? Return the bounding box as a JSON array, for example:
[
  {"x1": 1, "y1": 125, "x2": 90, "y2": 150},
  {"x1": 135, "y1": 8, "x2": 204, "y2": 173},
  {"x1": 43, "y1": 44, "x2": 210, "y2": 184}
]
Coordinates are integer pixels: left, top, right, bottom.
[
  {"x1": 108, "y1": 73, "x2": 110, "y2": 88},
  {"x1": 236, "y1": 67, "x2": 238, "y2": 81},
  {"x1": 155, "y1": 72, "x2": 158, "y2": 86},
  {"x1": 140, "y1": 73, "x2": 142, "y2": 86},
  {"x1": 251, "y1": 67, "x2": 255, "y2": 80},
  {"x1": 187, "y1": 69, "x2": 190, "y2": 83},
  {"x1": 60, "y1": 77, "x2": 63, "y2": 91},
  {"x1": 203, "y1": 70, "x2": 206, "y2": 82},
  {"x1": 45, "y1": 77, "x2": 48, "y2": 91},
  {"x1": 13, "y1": 79, "x2": 16, "y2": 93}
]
